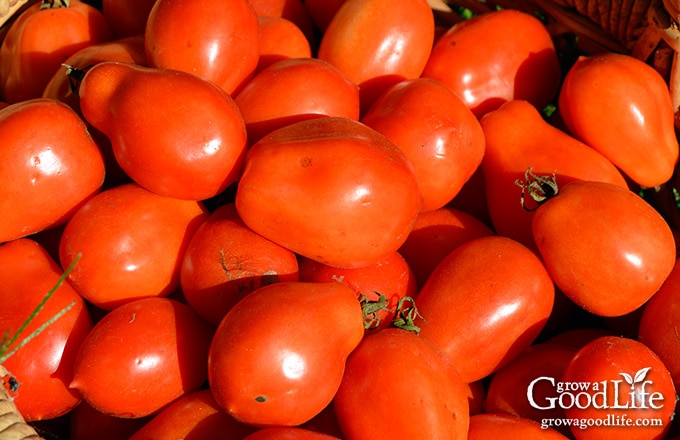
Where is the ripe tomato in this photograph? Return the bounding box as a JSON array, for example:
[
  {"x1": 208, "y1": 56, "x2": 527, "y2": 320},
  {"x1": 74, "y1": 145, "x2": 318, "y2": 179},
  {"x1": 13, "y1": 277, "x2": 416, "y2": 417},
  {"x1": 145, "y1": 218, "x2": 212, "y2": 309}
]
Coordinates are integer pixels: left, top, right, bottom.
[
  {"x1": 249, "y1": 0, "x2": 315, "y2": 45},
  {"x1": 416, "y1": 235, "x2": 555, "y2": 383},
  {"x1": 208, "y1": 281, "x2": 364, "y2": 426},
  {"x1": 235, "y1": 117, "x2": 422, "y2": 268},
  {"x1": 561, "y1": 336, "x2": 676, "y2": 439},
  {"x1": 317, "y1": 0, "x2": 434, "y2": 111},
  {"x1": 468, "y1": 413, "x2": 571, "y2": 439},
  {"x1": 257, "y1": 16, "x2": 312, "y2": 73},
  {"x1": 422, "y1": 9, "x2": 561, "y2": 118},
  {"x1": 333, "y1": 328, "x2": 470, "y2": 439},
  {"x1": 0, "y1": 0, "x2": 112, "y2": 103},
  {"x1": 77, "y1": 62, "x2": 248, "y2": 200},
  {"x1": 243, "y1": 427, "x2": 341, "y2": 440},
  {"x1": 530, "y1": 179, "x2": 676, "y2": 316},
  {"x1": 361, "y1": 77, "x2": 486, "y2": 211},
  {"x1": 180, "y1": 202, "x2": 300, "y2": 326},
  {"x1": 59, "y1": 183, "x2": 209, "y2": 310},
  {"x1": 479, "y1": 99, "x2": 628, "y2": 250},
  {"x1": 0, "y1": 98, "x2": 105, "y2": 244},
  {"x1": 559, "y1": 53, "x2": 679, "y2": 188},
  {"x1": 0, "y1": 238, "x2": 92, "y2": 421},
  {"x1": 70, "y1": 400, "x2": 151, "y2": 440},
  {"x1": 303, "y1": 0, "x2": 345, "y2": 32},
  {"x1": 71, "y1": 297, "x2": 215, "y2": 418},
  {"x1": 102, "y1": 0, "x2": 157, "y2": 38},
  {"x1": 234, "y1": 58, "x2": 360, "y2": 145},
  {"x1": 145, "y1": 0, "x2": 260, "y2": 95}
]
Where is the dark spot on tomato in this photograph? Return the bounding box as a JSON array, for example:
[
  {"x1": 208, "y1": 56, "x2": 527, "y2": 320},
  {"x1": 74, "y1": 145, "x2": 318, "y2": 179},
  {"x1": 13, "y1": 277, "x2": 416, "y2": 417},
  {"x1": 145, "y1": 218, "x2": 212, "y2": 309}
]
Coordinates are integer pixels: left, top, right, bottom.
[
  {"x1": 300, "y1": 157, "x2": 312, "y2": 167},
  {"x1": 255, "y1": 395, "x2": 267, "y2": 403}
]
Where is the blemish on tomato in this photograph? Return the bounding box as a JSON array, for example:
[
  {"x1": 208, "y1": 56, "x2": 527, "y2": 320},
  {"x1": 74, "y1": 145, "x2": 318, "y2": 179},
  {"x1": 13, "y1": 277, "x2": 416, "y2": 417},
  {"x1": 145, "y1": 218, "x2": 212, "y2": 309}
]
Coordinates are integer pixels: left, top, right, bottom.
[{"x1": 254, "y1": 395, "x2": 267, "y2": 403}]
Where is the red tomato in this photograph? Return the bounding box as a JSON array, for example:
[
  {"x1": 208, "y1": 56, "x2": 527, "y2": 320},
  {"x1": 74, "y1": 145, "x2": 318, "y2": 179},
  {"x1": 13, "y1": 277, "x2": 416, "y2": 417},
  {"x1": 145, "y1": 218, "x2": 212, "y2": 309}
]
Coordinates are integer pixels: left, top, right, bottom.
[
  {"x1": 243, "y1": 427, "x2": 341, "y2": 440},
  {"x1": 145, "y1": 0, "x2": 260, "y2": 95},
  {"x1": 559, "y1": 53, "x2": 679, "y2": 188},
  {"x1": 71, "y1": 297, "x2": 215, "y2": 418},
  {"x1": 234, "y1": 58, "x2": 360, "y2": 145},
  {"x1": 59, "y1": 183, "x2": 209, "y2": 310},
  {"x1": 560, "y1": 336, "x2": 675, "y2": 439},
  {"x1": 0, "y1": 238, "x2": 92, "y2": 421},
  {"x1": 422, "y1": 9, "x2": 561, "y2": 118},
  {"x1": 77, "y1": 62, "x2": 248, "y2": 200},
  {"x1": 416, "y1": 235, "x2": 555, "y2": 382},
  {"x1": 235, "y1": 117, "x2": 422, "y2": 268},
  {"x1": 468, "y1": 413, "x2": 571, "y2": 439},
  {"x1": 180, "y1": 202, "x2": 300, "y2": 326},
  {"x1": 70, "y1": 400, "x2": 151, "y2": 440},
  {"x1": 128, "y1": 389, "x2": 256, "y2": 440},
  {"x1": 317, "y1": 0, "x2": 434, "y2": 111},
  {"x1": 249, "y1": 0, "x2": 315, "y2": 45},
  {"x1": 303, "y1": 0, "x2": 345, "y2": 32},
  {"x1": 0, "y1": 98, "x2": 105, "y2": 244},
  {"x1": 531, "y1": 180, "x2": 676, "y2": 316},
  {"x1": 208, "y1": 281, "x2": 364, "y2": 426},
  {"x1": 361, "y1": 77, "x2": 486, "y2": 211},
  {"x1": 257, "y1": 16, "x2": 312, "y2": 73},
  {"x1": 102, "y1": 0, "x2": 157, "y2": 38},
  {"x1": 0, "y1": 0, "x2": 112, "y2": 103},
  {"x1": 333, "y1": 328, "x2": 470, "y2": 439},
  {"x1": 479, "y1": 100, "x2": 629, "y2": 250}
]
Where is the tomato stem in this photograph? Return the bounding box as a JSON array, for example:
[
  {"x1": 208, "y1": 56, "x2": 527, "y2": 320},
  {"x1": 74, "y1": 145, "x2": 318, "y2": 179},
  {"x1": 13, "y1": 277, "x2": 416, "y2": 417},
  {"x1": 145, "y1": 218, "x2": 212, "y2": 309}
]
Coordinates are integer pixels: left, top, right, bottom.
[
  {"x1": 391, "y1": 297, "x2": 425, "y2": 334},
  {"x1": 359, "y1": 292, "x2": 393, "y2": 330},
  {"x1": 62, "y1": 63, "x2": 88, "y2": 97},
  {"x1": 514, "y1": 167, "x2": 559, "y2": 211},
  {"x1": 40, "y1": 0, "x2": 69, "y2": 9}
]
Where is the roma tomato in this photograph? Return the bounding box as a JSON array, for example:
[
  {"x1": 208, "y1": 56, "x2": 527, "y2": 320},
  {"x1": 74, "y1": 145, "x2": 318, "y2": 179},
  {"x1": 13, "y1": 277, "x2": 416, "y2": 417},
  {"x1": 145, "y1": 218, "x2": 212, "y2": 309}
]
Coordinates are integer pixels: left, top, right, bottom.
[
  {"x1": 180, "y1": 202, "x2": 300, "y2": 326},
  {"x1": 561, "y1": 336, "x2": 676, "y2": 439},
  {"x1": 208, "y1": 281, "x2": 364, "y2": 427},
  {"x1": 256, "y1": 16, "x2": 312, "y2": 73},
  {"x1": 77, "y1": 62, "x2": 248, "y2": 200},
  {"x1": 416, "y1": 235, "x2": 555, "y2": 383},
  {"x1": 303, "y1": 0, "x2": 345, "y2": 32},
  {"x1": 0, "y1": 0, "x2": 112, "y2": 103},
  {"x1": 318, "y1": 0, "x2": 434, "y2": 111},
  {"x1": 479, "y1": 99, "x2": 628, "y2": 250},
  {"x1": 243, "y1": 427, "x2": 341, "y2": 440},
  {"x1": 234, "y1": 58, "x2": 360, "y2": 145},
  {"x1": 361, "y1": 77, "x2": 486, "y2": 211},
  {"x1": 71, "y1": 297, "x2": 215, "y2": 418},
  {"x1": 529, "y1": 179, "x2": 676, "y2": 316},
  {"x1": 145, "y1": 0, "x2": 260, "y2": 95},
  {"x1": 235, "y1": 117, "x2": 422, "y2": 268},
  {"x1": 0, "y1": 98, "x2": 105, "y2": 244},
  {"x1": 59, "y1": 183, "x2": 209, "y2": 310},
  {"x1": 249, "y1": 0, "x2": 315, "y2": 44},
  {"x1": 422, "y1": 9, "x2": 561, "y2": 118},
  {"x1": 468, "y1": 413, "x2": 570, "y2": 439},
  {"x1": 559, "y1": 53, "x2": 679, "y2": 188},
  {"x1": 102, "y1": 0, "x2": 157, "y2": 38},
  {"x1": 70, "y1": 401, "x2": 151, "y2": 440},
  {"x1": 0, "y1": 238, "x2": 92, "y2": 421},
  {"x1": 333, "y1": 328, "x2": 470, "y2": 439}
]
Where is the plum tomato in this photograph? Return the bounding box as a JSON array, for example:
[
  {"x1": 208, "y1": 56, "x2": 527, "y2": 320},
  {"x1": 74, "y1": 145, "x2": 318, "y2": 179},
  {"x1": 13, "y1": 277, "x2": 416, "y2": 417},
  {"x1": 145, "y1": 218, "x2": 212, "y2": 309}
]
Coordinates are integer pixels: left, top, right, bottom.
[
  {"x1": 468, "y1": 413, "x2": 570, "y2": 439},
  {"x1": 102, "y1": 0, "x2": 157, "y2": 38},
  {"x1": 256, "y1": 16, "x2": 312, "y2": 73}
]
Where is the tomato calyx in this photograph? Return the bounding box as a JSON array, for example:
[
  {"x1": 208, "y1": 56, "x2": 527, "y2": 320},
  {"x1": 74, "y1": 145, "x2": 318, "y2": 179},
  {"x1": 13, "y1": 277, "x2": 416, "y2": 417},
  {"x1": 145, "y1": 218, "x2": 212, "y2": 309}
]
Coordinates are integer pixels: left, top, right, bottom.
[
  {"x1": 391, "y1": 297, "x2": 425, "y2": 334},
  {"x1": 514, "y1": 167, "x2": 559, "y2": 211},
  {"x1": 62, "y1": 64, "x2": 91, "y2": 96},
  {"x1": 40, "y1": 0, "x2": 70, "y2": 10},
  {"x1": 359, "y1": 293, "x2": 392, "y2": 330}
]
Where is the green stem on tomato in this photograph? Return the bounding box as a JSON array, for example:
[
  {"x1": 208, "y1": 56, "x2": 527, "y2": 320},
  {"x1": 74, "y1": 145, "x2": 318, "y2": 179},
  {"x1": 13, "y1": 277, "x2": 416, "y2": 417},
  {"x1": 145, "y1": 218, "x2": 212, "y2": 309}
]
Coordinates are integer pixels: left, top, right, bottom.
[
  {"x1": 391, "y1": 296, "x2": 425, "y2": 334},
  {"x1": 359, "y1": 292, "x2": 393, "y2": 330},
  {"x1": 40, "y1": 0, "x2": 69, "y2": 10},
  {"x1": 514, "y1": 167, "x2": 559, "y2": 212}
]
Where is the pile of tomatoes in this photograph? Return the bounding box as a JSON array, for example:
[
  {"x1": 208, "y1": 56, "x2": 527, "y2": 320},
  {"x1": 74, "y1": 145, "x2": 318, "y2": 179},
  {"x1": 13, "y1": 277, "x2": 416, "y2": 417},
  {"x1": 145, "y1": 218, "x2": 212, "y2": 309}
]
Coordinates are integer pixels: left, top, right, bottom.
[{"x1": 2, "y1": 0, "x2": 680, "y2": 438}]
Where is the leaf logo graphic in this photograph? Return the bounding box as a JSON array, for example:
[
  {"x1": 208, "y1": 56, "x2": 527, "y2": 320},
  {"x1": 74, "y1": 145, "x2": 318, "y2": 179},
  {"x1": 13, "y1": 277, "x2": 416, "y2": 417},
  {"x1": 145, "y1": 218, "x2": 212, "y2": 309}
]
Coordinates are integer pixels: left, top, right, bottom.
[{"x1": 620, "y1": 367, "x2": 651, "y2": 389}]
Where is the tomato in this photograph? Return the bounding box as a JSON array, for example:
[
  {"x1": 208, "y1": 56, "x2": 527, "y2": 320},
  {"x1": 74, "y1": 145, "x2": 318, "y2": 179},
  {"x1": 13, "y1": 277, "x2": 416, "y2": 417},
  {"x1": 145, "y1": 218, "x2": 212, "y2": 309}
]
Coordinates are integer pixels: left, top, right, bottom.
[
  {"x1": 128, "y1": 389, "x2": 256, "y2": 440},
  {"x1": 560, "y1": 336, "x2": 676, "y2": 439},
  {"x1": 0, "y1": 98, "x2": 105, "y2": 244},
  {"x1": 71, "y1": 297, "x2": 215, "y2": 418},
  {"x1": 145, "y1": 0, "x2": 260, "y2": 95},
  {"x1": 479, "y1": 100, "x2": 629, "y2": 250},
  {"x1": 422, "y1": 9, "x2": 561, "y2": 118},
  {"x1": 0, "y1": 238, "x2": 92, "y2": 421},
  {"x1": 303, "y1": 0, "x2": 345, "y2": 32},
  {"x1": 59, "y1": 183, "x2": 209, "y2": 310},
  {"x1": 530, "y1": 179, "x2": 676, "y2": 317},
  {"x1": 70, "y1": 400, "x2": 151, "y2": 440},
  {"x1": 297, "y1": 250, "x2": 417, "y2": 329},
  {"x1": 559, "y1": 53, "x2": 679, "y2": 188},
  {"x1": 468, "y1": 413, "x2": 571, "y2": 439},
  {"x1": 416, "y1": 235, "x2": 555, "y2": 383},
  {"x1": 243, "y1": 427, "x2": 341, "y2": 440},
  {"x1": 249, "y1": 0, "x2": 315, "y2": 45},
  {"x1": 333, "y1": 327, "x2": 470, "y2": 439},
  {"x1": 467, "y1": 380, "x2": 487, "y2": 415},
  {"x1": 208, "y1": 281, "x2": 364, "y2": 426},
  {"x1": 317, "y1": 0, "x2": 434, "y2": 112},
  {"x1": 102, "y1": 0, "x2": 157, "y2": 38},
  {"x1": 77, "y1": 62, "x2": 248, "y2": 200},
  {"x1": 234, "y1": 58, "x2": 360, "y2": 145},
  {"x1": 257, "y1": 16, "x2": 312, "y2": 73},
  {"x1": 235, "y1": 117, "x2": 422, "y2": 268},
  {"x1": 0, "y1": 0, "x2": 112, "y2": 103},
  {"x1": 361, "y1": 77, "x2": 486, "y2": 211},
  {"x1": 180, "y1": 202, "x2": 300, "y2": 326}
]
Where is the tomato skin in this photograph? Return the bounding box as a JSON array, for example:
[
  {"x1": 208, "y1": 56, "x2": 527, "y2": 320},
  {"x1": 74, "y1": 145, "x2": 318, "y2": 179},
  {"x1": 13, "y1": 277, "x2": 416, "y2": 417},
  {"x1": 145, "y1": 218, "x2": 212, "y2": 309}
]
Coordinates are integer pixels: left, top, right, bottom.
[
  {"x1": 532, "y1": 181, "x2": 676, "y2": 317},
  {"x1": 361, "y1": 77, "x2": 486, "y2": 211},
  {"x1": 303, "y1": 0, "x2": 345, "y2": 32},
  {"x1": 0, "y1": 98, "x2": 105, "y2": 244},
  {"x1": 145, "y1": 0, "x2": 260, "y2": 95},
  {"x1": 559, "y1": 53, "x2": 679, "y2": 188},
  {"x1": 208, "y1": 281, "x2": 364, "y2": 427},
  {"x1": 0, "y1": 239, "x2": 92, "y2": 421},
  {"x1": 180, "y1": 203, "x2": 300, "y2": 326},
  {"x1": 333, "y1": 328, "x2": 470, "y2": 439},
  {"x1": 78, "y1": 62, "x2": 248, "y2": 200},
  {"x1": 468, "y1": 413, "x2": 571, "y2": 439},
  {"x1": 102, "y1": 0, "x2": 157, "y2": 38},
  {"x1": 71, "y1": 297, "x2": 215, "y2": 419},
  {"x1": 59, "y1": 183, "x2": 209, "y2": 310},
  {"x1": 243, "y1": 427, "x2": 341, "y2": 440},
  {"x1": 257, "y1": 16, "x2": 312, "y2": 73},
  {"x1": 416, "y1": 235, "x2": 555, "y2": 383},
  {"x1": 70, "y1": 400, "x2": 151, "y2": 440},
  {"x1": 422, "y1": 9, "x2": 561, "y2": 118},
  {"x1": 235, "y1": 117, "x2": 422, "y2": 269},
  {"x1": 249, "y1": 0, "x2": 315, "y2": 45}
]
